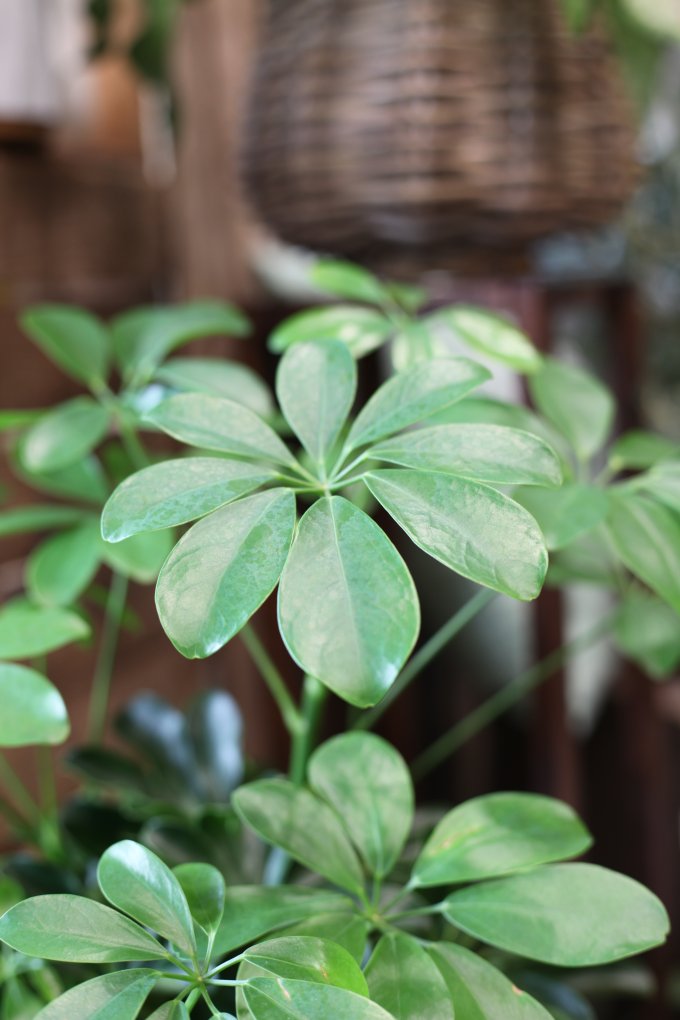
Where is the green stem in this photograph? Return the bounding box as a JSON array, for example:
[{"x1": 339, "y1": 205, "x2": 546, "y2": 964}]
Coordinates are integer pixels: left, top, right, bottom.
[
  {"x1": 240, "y1": 624, "x2": 303, "y2": 737},
  {"x1": 355, "y1": 589, "x2": 495, "y2": 731},
  {"x1": 0, "y1": 754, "x2": 40, "y2": 823},
  {"x1": 119, "y1": 419, "x2": 150, "y2": 471},
  {"x1": 411, "y1": 610, "x2": 617, "y2": 781},
  {"x1": 289, "y1": 675, "x2": 327, "y2": 786},
  {"x1": 87, "y1": 571, "x2": 129, "y2": 743},
  {"x1": 37, "y1": 747, "x2": 58, "y2": 828},
  {"x1": 185, "y1": 988, "x2": 202, "y2": 1012}
]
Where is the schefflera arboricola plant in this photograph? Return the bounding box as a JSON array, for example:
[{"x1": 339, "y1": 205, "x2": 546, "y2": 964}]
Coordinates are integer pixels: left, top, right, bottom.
[{"x1": 100, "y1": 337, "x2": 560, "y2": 708}]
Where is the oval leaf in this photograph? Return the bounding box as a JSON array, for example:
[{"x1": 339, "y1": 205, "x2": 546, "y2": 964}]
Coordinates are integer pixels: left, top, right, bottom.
[
  {"x1": 243, "y1": 935, "x2": 367, "y2": 994},
  {"x1": 155, "y1": 357, "x2": 273, "y2": 417},
  {"x1": 366, "y1": 932, "x2": 454, "y2": 1020},
  {"x1": 243, "y1": 978, "x2": 394, "y2": 1020},
  {"x1": 428, "y1": 306, "x2": 543, "y2": 373},
  {"x1": 613, "y1": 589, "x2": 680, "y2": 678},
  {"x1": 269, "y1": 306, "x2": 392, "y2": 358},
  {"x1": 20, "y1": 398, "x2": 110, "y2": 473},
  {"x1": 0, "y1": 505, "x2": 89, "y2": 537},
  {"x1": 609, "y1": 430, "x2": 680, "y2": 472},
  {"x1": 156, "y1": 488, "x2": 296, "y2": 657},
  {"x1": 529, "y1": 358, "x2": 614, "y2": 461},
  {"x1": 147, "y1": 1004, "x2": 191, "y2": 1020},
  {"x1": 173, "y1": 862, "x2": 225, "y2": 938},
  {"x1": 0, "y1": 599, "x2": 90, "y2": 659},
  {"x1": 102, "y1": 529, "x2": 173, "y2": 584},
  {"x1": 278, "y1": 496, "x2": 419, "y2": 707},
  {"x1": 638, "y1": 460, "x2": 680, "y2": 513},
  {"x1": 271, "y1": 913, "x2": 369, "y2": 964},
  {"x1": 606, "y1": 493, "x2": 680, "y2": 613},
  {"x1": 26, "y1": 519, "x2": 102, "y2": 607},
  {"x1": 366, "y1": 469, "x2": 548, "y2": 601},
  {"x1": 21, "y1": 305, "x2": 110, "y2": 390},
  {"x1": 0, "y1": 663, "x2": 69, "y2": 748},
  {"x1": 514, "y1": 484, "x2": 609, "y2": 551},
  {"x1": 310, "y1": 260, "x2": 389, "y2": 305},
  {"x1": 35, "y1": 969, "x2": 156, "y2": 1020}
]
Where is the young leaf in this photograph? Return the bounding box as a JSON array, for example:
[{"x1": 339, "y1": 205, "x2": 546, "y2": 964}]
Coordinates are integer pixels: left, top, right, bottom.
[
  {"x1": 606, "y1": 493, "x2": 680, "y2": 612},
  {"x1": 309, "y1": 733, "x2": 414, "y2": 879},
  {"x1": 243, "y1": 978, "x2": 394, "y2": 1020},
  {"x1": 102, "y1": 529, "x2": 173, "y2": 584},
  {"x1": 242, "y1": 935, "x2": 368, "y2": 994},
  {"x1": 411, "y1": 793, "x2": 591, "y2": 888},
  {"x1": 366, "y1": 469, "x2": 548, "y2": 601},
  {"x1": 310, "y1": 260, "x2": 389, "y2": 306},
  {"x1": 26, "y1": 518, "x2": 102, "y2": 606},
  {"x1": 33, "y1": 969, "x2": 157, "y2": 1020},
  {"x1": 173, "y1": 862, "x2": 225, "y2": 938},
  {"x1": 156, "y1": 488, "x2": 296, "y2": 657},
  {"x1": 276, "y1": 339, "x2": 356, "y2": 467},
  {"x1": 155, "y1": 357, "x2": 273, "y2": 417},
  {"x1": 269, "y1": 306, "x2": 393, "y2": 358},
  {"x1": 0, "y1": 895, "x2": 167, "y2": 962},
  {"x1": 443, "y1": 863, "x2": 669, "y2": 966},
  {"x1": 97, "y1": 840, "x2": 196, "y2": 958},
  {"x1": 365, "y1": 932, "x2": 454, "y2": 1020},
  {"x1": 233, "y1": 779, "x2": 365, "y2": 898},
  {"x1": 513, "y1": 484, "x2": 609, "y2": 550},
  {"x1": 638, "y1": 460, "x2": 680, "y2": 513},
  {"x1": 346, "y1": 359, "x2": 490, "y2": 452},
  {"x1": 428, "y1": 942, "x2": 553, "y2": 1019},
  {"x1": 102, "y1": 457, "x2": 272, "y2": 541},
  {"x1": 0, "y1": 505, "x2": 89, "y2": 538},
  {"x1": 0, "y1": 599, "x2": 90, "y2": 659},
  {"x1": 529, "y1": 358, "x2": 614, "y2": 460},
  {"x1": 0, "y1": 663, "x2": 69, "y2": 747},
  {"x1": 19, "y1": 398, "x2": 111, "y2": 473},
  {"x1": 608, "y1": 430, "x2": 680, "y2": 472},
  {"x1": 370, "y1": 425, "x2": 562, "y2": 487},
  {"x1": 278, "y1": 496, "x2": 419, "y2": 707},
  {"x1": 613, "y1": 590, "x2": 680, "y2": 678},
  {"x1": 146, "y1": 394, "x2": 295, "y2": 468},
  {"x1": 20, "y1": 305, "x2": 110, "y2": 390},
  {"x1": 427, "y1": 306, "x2": 543, "y2": 373}
]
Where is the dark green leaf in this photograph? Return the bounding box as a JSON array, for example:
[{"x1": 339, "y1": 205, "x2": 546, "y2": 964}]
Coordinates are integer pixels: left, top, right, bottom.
[
  {"x1": 26, "y1": 519, "x2": 102, "y2": 606},
  {"x1": 608, "y1": 430, "x2": 680, "y2": 472},
  {"x1": 427, "y1": 306, "x2": 542, "y2": 373},
  {"x1": 606, "y1": 493, "x2": 680, "y2": 612},
  {"x1": 101, "y1": 529, "x2": 174, "y2": 583},
  {"x1": 66, "y1": 746, "x2": 146, "y2": 790},
  {"x1": 529, "y1": 358, "x2": 614, "y2": 460},
  {"x1": 243, "y1": 978, "x2": 393, "y2": 1020},
  {"x1": 638, "y1": 461, "x2": 680, "y2": 513},
  {"x1": 269, "y1": 306, "x2": 392, "y2": 358},
  {"x1": 20, "y1": 305, "x2": 110, "y2": 390},
  {"x1": 156, "y1": 488, "x2": 296, "y2": 657},
  {"x1": 310, "y1": 260, "x2": 389, "y2": 306},
  {"x1": 155, "y1": 357, "x2": 273, "y2": 417},
  {"x1": 613, "y1": 590, "x2": 680, "y2": 678},
  {"x1": 19, "y1": 398, "x2": 110, "y2": 473},
  {"x1": 513, "y1": 484, "x2": 610, "y2": 550},
  {"x1": 428, "y1": 942, "x2": 552, "y2": 1019},
  {"x1": 174, "y1": 862, "x2": 225, "y2": 941},
  {"x1": 242, "y1": 935, "x2": 367, "y2": 994},
  {"x1": 0, "y1": 506, "x2": 89, "y2": 538},
  {"x1": 0, "y1": 599, "x2": 90, "y2": 659},
  {"x1": 34, "y1": 969, "x2": 156, "y2": 1020},
  {"x1": 278, "y1": 496, "x2": 419, "y2": 707},
  {"x1": 0, "y1": 663, "x2": 69, "y2": 747},
  {"x1": 365, "y1": 932, "x2": 454, "y2": 1020}
]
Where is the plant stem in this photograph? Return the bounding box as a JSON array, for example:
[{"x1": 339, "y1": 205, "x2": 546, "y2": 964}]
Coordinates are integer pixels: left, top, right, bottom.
[
  {"x1": 289, "y1": 675, "x2": 327, "y2": 785},
  {"x1": 240, "y1": 624, "x2": 303, "y2": 737},
  {"x1": 185, "y1": 988, "x2": 202, "y2": 1012},
  {"x1": 87, "y1": 571, "x2": 129, "y2": 743},
  {"x1": 0, "y1": 755, "x2": 40, "y2": 823},
  {"x1": 355, "y1": 589, "x2": 495, "y2": 731},
  {"x1": 37, "y1": 747, "x2": 57, "y2": 824},
  {"x1": 411, "y1": 610, "x2": 617, "y2": 781},
  {"x1": 119, "y1": 419, "x2": 150, "y2": 471}
]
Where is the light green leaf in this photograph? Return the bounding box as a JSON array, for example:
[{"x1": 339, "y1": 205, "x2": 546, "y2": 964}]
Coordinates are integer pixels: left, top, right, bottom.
[
  {"x1": 147, "y1": 1004, "x2": 190, "y2": 1020},
  {"x1": 243, "y1": 978, "x2": 394, "y2": 1020},
  {"x1": 638, "y1": 461, "x2": 680, "y2": 513},
  {"x1": 366, "y1": 932, "x2": 454, "y2": 1020},
  {"x1": 608, "y1": 430, "x2": 680, "y2": 472},
  {"x1": 26, "y1": 519, "x2": 102, "y2": 606},
  {"x1": 366, "y1": 469, "x2": 548, "y2": 601},
  {"x1": 0, "y1": 599, "x2": 90, "y2": 659},
  {"x1": 309, "y1": 733, "x2": 413, "y2": 878},
  {"x1": 346, "y1": 359, "x2": 490, "y2": 452},
  {"x1": 269, "y1": 306, "x2": 393, "y2": 358},
  {"x1": 102, "y1": 529, "x2": 173, "y2": 583},
  {"x1": 412, "y1": 793, "x2": 591, "y2": 888},
  {"x1": 271, "y1": 913, "x2": 369, "y2": 964},
  {"x1": 428, "y1": 306, "x2": 543, "y2": 373},
  {"x1": 173, "y1": 862, "x2": 225, "y2": 938},
  {"x1": 0, "y1": 506, "x2": 89, "y2": 538},
  {"x1": 370, "y1": 425, "x2": 562, "y2": 487},
  {"x1": 0, "y1": 408, "x2": 42, "y2": 431},
  {"x1": 0, "y1": 896, "x2": 167, "y2": 962},
  {"x1": 34, "y1": 969, "x2": 156, "y2": 1020},
  {"x1": 276, "y1": 339, "x2": 356, "y2": 467},
  {"x1": 156, "y1": 488, "x2": 296, "y2": 657},
  {"x1": 0, "y1": 663, "x2": 69, "y2": 747},
  {"x1": 242, "y1": 936, "x2": 367, "y2": 994},
  {"x1": 146, "y1": 394, "x2": 295, "y2": 468},
  {"x1": 97, "y1": 840, "x2": 196, "y2": 958},
  {"x1": 613, "y1": 589, "x2": 680, "y2": 678},
  {"x1": 606, "y1": 493, "x2": 680, "y2": 612},
  {"x1": 529, "y1": 358, "x2": 614, "y2": 460},
  {"x1": 102, "y1": 458, "x2": 271, "y2": 541},
  {"x1": 278, "y1": 496, "x2": 419, "y2": 707},
  {"x1": 21, "y1": 305, "x2": 110, "y2": 390},
  {"x1": 310, "y1": 260, "x2": 389, "y2": 306},
  {"x1": 547, "y1": 529, "x2": 619, "y2": 587},
  {"x1": 155, "y1": 358, "x2": 273, "y2": 417},
  {"x1": 14, "y1": 452, "x2": 109, "y2": 505},
  {"x1": 428, "y1": 942, "x2": 553, "y2": 1019},
  {"x1": 513, "y1": 484, "x2": 610, "y2": 551},
  {"x1": 112, "y1": 300, "x2": 251, "y2": 385},
  {"x1": 233, "y1": 779, "x2": 365, "y2": 898},
  {"x1": 443, "y1": 863, "x2": 669, "y2": 966},
  {"x1": 19, "y1": 399, "x2": 110, "y2": 473}
]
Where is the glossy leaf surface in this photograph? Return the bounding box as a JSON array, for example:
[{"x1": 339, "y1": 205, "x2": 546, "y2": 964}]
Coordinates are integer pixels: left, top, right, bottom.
[
  {"x1": 156, "y1": 357, "x2": 273, "y2": 417},
  {"x1": 21, "y1": 305, "x2": 110, "y2": 389},
  {"x1": 20, "y1": 398, "x2": 110, "y2": 473},
  {"x1": 428, "y1": 943, "x2": 552, "y2": 1019},
  {"x1": 269, "y1": 305, "x2": 392, "y2": 357},
  {"x1": 278, "y1": 497, "x2": 419, "y2": 706},
  {"x1": 173, "y1": 862, "x2": 225, "y2": 937},
  {"x1": 26, "y1": 518, "x2": 101, "y2": 606},
  {"x1": 365, "y1": 932, "x2": 454, "y2": 1020},
  {"x1": 0, "y1": 664, "x2": 69, "y2": 747},
  {"x1": 243, "y1": 978, "x2": 394, "y2": 1020},
  {"x1": 272, "y1": 913, "x2": 369, "y2": 964},
  {"x1": 0, "y1": 599, "x2": 89, "y2": 659},
  {"x1": 36, "y1": 969, "x2": 156, "y2": 1020},
  {"x1": 429, "y1": 306, "x2": 542, "y2": 373},
  {"x1": 529, "y1": 358, "x2": 614, "y2": 460},
  {"x1": 513, "y1": 484, "x2": 609, "y2": 551},
  {"x1": 243, "y1": 935, "x2": 368, "y2": 994},
  {"x1": 607, "y1": 493, "x2": 680, "y2": 612}
]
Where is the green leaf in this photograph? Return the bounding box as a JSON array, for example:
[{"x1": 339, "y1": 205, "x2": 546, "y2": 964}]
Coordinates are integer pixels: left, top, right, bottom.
[
  {"x1": 366, "y1": 469, "x2": 548, "y2": 601},
  {"x1": 0, "y1": 599, "x2": 90, "y2": 659},
  {"x1": 428, "y1": 306, "x2": 543, "y2": 373},
  {"x1": 613, "y1": 589, "x2": 680, "y2": 678},
  {"x1": 365, "y1": 932, "x2": 454, "y2": 1020},
  {"x1": 606, "y1": 493, "x2": 680, "y2": 612},
  {"x1": 112, "y1": 300, "x2": 251, "y2": 385},
  {"x1": 97, "y1": 840, "x2": 196, "y2": 958},
  {"x1": 309, "y1": 733, "x2": 413, "y2": 878},
  {"x1": 102, "y1": 457, "x2": 272, "y2": 541},
  {"x1": 0, "y1": 663, "x2": 69, "y2": 747},
  {"x1": 443, "y1": 863, "x2": 669, "y2": 966},
  {"x1": 547, "y1": 529, "x2": 619, "y2": 587},
  {"x1": 173, "y1": 863, "x2": 225, "y2": 938},
  {"x1": 608, "y1": 430, "x2": 680, "y2": 471},
  {"x1": 271, "y1": 913, "x2": 369, "y2": 964},
  {"x1": 156, "y1": 488, "x2": 296, "y2": 657},
  {"x1": 278, "y1": 496, "x2": 419, "y2": 707},
  {"x1": 33, "y1": 969, "x2": 156, "y2": 1020},
  {"x1": 20, "y1": 305, "x2": 110, "y2": 390},
  {"x1": 428, "y1": 942, "x2": 553, "y2": 1019},
  {"x1": 102, "y1": 529, "x2": 173, "y2": 584},
  {"x1": 26, "y1": 519, "x2": 102, "y2": 606},
  {"x1": 233, "y1": 779, "x2": 365, "y2": 898},
  {"x1": 243, "y1": 978, "x2": 394, "y2": 1020},
  {"x1": 310, "y1": 260, "x2": 389, "y2": 306},
  {"x1": 276, "y1": 340, "x2": 356, "y2": 467},
  {"x1": 412, "y1": 792, "x2": 591, "y2": 888},
  {"x1": 370, "y1": 425, "x2": 562, "y2": 487},
  {"x1": 14, "y1": 451, "x2": 109, "y2": 505},
  {"x1": 0, "y1": 408, "x2": 42, "y2": 431},
  {"x1": 242, "y1": 935, "x2": 368, "y2": 994},
  {"x1": 147, "y1": 1004, "x2": 190, "y2": 1020},
  {"x1": 513, "y1": 484, "x2": 610, "y2": 551},
  {"x1": 155, "y1": 357, "x2": 273, "y2": 417},
  {"x1": 346, "y1": 359, "x2": 490, "y2": 452},
  {"x1": 19, "y1": 399, "x2": 111, "y2": 473},
  {"x1": 529, "y1": 358, "x2": 614, "y2": 460},
  {"x1": 0, "y1": 506, "x2": 89, "y2": 538},
  {"x1": 0, "y1": 896, "x2": 167, "y2": 962},
  {"x1": 638, "y1": 460, "x2": 680, "y2": 513},
  {"x1": 269, "y1": 306, "x2": 392, "y2": 358},
  {"x1": 146, "y1": 394, "x2": 295, "y2": 468}
]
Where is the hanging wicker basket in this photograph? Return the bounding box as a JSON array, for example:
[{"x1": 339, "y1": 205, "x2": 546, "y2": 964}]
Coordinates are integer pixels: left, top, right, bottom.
[{"x1": 243, "y1": 0, "x2": 640, "y2": 260}]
